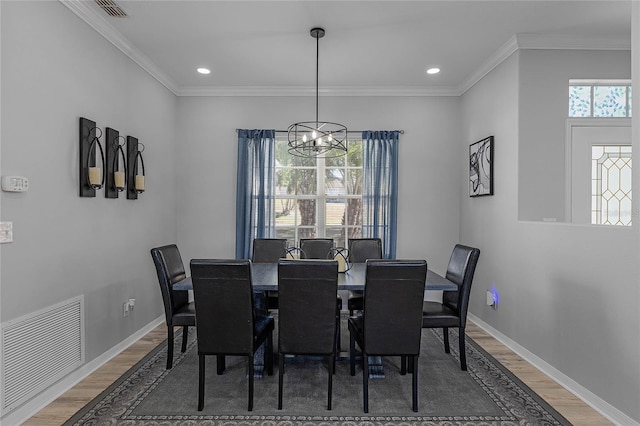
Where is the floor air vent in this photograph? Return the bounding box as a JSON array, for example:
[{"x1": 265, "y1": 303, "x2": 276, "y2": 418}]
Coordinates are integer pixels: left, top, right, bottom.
[
  {"x1": 94, "y1": 0, "x2": 128, "y2": 17},
  {"x1": 1, "y1": 296, "x2": 84, "y2": 415}
]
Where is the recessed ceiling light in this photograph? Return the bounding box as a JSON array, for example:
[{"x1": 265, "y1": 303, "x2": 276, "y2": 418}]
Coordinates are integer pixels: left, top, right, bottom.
[
  {"x1": 197, "y1": 67, "x2": 211, "y2": 75},
  {"x1": 426, "y1": 67, "x2": 440, "y2": 75}
]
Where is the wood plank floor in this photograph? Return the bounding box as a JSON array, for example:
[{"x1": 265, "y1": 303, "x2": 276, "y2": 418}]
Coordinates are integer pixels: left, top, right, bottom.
[{"x1": 24, "y1": 321, "x2": 612, "y2": 425}]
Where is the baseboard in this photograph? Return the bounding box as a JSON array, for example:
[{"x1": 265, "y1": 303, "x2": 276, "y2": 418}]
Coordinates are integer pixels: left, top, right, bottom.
[
  {"x1": 468, "y1": 313, "x2": 639, "y2": 426},
  {"x1": 1, "y1": 316, "x2": 164, "y2": 426}
]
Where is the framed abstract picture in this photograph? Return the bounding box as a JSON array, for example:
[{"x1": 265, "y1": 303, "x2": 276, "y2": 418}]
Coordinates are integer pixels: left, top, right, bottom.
[{"x1": 469, "y1": 136, "x2": 493, "y2": 197}]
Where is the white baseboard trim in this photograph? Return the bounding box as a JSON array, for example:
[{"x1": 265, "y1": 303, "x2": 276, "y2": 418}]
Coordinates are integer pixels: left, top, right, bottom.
[
  {"x1": 468, "y1": 313, "x2": 638, "y2": 426},
  {"x1": 1, "y1": 316, "x2": 164, "y2": 426}
]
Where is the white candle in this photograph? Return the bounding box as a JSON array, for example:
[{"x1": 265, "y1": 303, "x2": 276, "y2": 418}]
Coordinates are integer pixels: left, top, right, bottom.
[
  {"x1": 114, "y1": 171, "x2": 125, "y2": 190},
  {"x1": 88, "y1": 167, "x2": 101, "y2": 186},
  {"x1": 335, "y1": 253, "x2": 346, "y2": 273},
  {"x1": 135, "y1": 175, "x2": 145, "y2": 192}
]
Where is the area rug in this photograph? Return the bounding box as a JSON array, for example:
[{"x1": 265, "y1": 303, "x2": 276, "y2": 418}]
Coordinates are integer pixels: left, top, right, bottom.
[{"x1": 64, "y1": 325, "x2": 571, "y2": 425}]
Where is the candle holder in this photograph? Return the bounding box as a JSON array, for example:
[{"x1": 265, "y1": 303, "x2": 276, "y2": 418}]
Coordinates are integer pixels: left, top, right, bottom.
[
  {"x1": 79, "y1": 118, "x2": 105, "y2": 197},
  {"x1": 105, "y1": 128, "x2": 127, "y2": 198},
  {"x1": 331, "y1": 247, "x2": 351, "y2": 273},
  {"x1": 127, "y1": 136, "x2": 145, "y2": 199}
]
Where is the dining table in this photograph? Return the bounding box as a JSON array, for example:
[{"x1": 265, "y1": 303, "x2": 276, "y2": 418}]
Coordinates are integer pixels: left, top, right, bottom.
[
  {"x1": 173, "y1": 261, "x2": 458, "y2": 378},
  {"x1": 173, "y1": 261, "x2": 458, "y2": 292}
]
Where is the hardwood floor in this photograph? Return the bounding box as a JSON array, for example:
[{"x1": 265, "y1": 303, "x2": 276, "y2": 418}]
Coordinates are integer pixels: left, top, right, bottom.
[{"x1": 23, "y1": 321, "x2": 611, "y2": 425}]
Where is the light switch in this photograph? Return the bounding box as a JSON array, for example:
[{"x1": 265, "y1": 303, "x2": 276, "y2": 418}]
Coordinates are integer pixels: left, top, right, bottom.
[{"x1": 0, "y1": 222, "x2": 13, "y2": 243}]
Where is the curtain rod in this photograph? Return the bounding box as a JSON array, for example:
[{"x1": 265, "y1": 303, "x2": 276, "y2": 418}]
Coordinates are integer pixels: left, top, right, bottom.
[{"x1": 236, "y1": 129, "x2": 404, "y2": 134}]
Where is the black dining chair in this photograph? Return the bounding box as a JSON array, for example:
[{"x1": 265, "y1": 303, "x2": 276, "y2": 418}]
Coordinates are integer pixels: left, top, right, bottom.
[
  {"x1": 346, "y1": 238, "x2": 383, "y2": 315},
  {"x1": 277, "y1": 259, "x2": 339, "y2": 410},
  {"x1": 349, "y1": 260, "x2": 427, "y2": 413},
  {"x1": 190, "y1": 259, "x2": 275, "y2": 411},
  {"x1": 422, "y1": 244, "x2": 480, "y2": 371},
  {"x1": 299, "y1": 238, "x2": 343, "y2": 348},
  {"x1": 150, "y1": 244, "x2": 196, "y2": 369},
  {"x1": 299, "y1": 238, "x2": 334, "y2": 260},
  {"x1": 252, "y1": 238, "x2": 288, "y2": 310}
]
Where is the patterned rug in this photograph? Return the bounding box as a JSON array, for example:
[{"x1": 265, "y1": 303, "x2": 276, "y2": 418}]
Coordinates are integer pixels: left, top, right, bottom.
[{"x1": 64, "y1": 326, "x2": 571, "y2": 425}]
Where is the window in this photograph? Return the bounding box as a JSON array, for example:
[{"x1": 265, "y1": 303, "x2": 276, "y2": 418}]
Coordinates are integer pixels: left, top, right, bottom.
[
  {"x1": 569, "y1": 80, "x2": 632, "y2": 118},
  {"x1": 592, "y1": 145, "x2": 632, "y2": 226},
  {"x1": 274, "y1": 138, "x2": 363, "y2": 248}
]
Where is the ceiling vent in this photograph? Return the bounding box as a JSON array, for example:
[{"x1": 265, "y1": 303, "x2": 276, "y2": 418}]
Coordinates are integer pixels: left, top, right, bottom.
[{"x1": 94, "y1": 0, "x2": 128, "y2": 17}]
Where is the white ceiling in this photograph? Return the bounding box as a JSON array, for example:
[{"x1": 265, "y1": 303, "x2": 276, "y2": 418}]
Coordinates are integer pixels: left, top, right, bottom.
[{"x1": 64, "y1": 0, "x2": 632, "y2": 96}]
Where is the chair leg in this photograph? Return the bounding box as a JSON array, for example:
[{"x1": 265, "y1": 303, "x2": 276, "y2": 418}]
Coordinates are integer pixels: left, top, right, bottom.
[
  {"x1": 328, "y1": 354, "x2": 334, "y2": 410},
  {"x1": 336, "y1": 312, "x2": 341, "y2": 352},
  {"x1": 198, "y1": 354, "x2": 205, "y2": 411},
  {"x1": 278, "y1": 355, "x2": 284, "y2": 410},
  {"x1": 412, "y1": 355, "x2": 418, "y2": 412},
  {"x1": 459, "y1": 327, "x2": 467, "y2": 371},
  {"x1": 350, "y1": 333, "x2": 356, "y2": 376},
  {"x1": 363, "y1": 353, "x2": 369, "y2": 413},
  {"x1": 443, "y1": 327, "x2": 450, "y2": 353},
  {"x1": 266, "y1": 333, "x2": 274, "y2": 376},
  {"x1": 248, "y1": 355, "x2": 254, "y2": 411},
  {"x1": 181, "y1": 326, "x2": 189, "y2": 352},
  {"x1": 166, "y1": 325, "x2": 174, "y2": 369},
  {"x1": 401, "y1": 356, "x2": 407, "y2": 375},
  {"x1": 217, "y1": 356, "x2": 226, "y2": 375}
]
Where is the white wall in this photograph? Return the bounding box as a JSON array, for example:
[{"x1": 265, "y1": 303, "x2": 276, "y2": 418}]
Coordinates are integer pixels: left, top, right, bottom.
[
  {"x1": 462, "y1": 50, "x2": 640, "y2": 422},
  {"x1": 0, "y1": 1, "x2": 178, "y2": 363},
  {"x1": 518, "y1": 50, "x2": 631, "y2": 222},
  {"x1": 175, "y1": 95, "x2": 462, "y2": 274}
]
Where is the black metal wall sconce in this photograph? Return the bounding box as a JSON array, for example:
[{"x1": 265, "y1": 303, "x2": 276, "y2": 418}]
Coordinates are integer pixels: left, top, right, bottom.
[
  {"x1": 105, "y1": 128, "x2": 127, "y2": 198},
  {"x1": 79, "y1": 117, "x2": 106, "y2": 197},
  {"x1": 127, "y1": 136, "x2": 145, "y2": 199}
]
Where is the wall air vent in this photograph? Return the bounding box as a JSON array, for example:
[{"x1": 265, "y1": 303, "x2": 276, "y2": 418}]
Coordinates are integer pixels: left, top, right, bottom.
[{"x1": 95, "y1": 0, "x2": 128, "y2": 17}]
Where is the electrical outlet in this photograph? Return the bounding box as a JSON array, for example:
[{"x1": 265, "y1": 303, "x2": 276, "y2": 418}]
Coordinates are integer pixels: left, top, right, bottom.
[
  {"x1": 123, "y1": 302, "x2": 129, "y2": 317},
  {"x1": 128, "y1": 298, "x2": 136, "y2": 311}
]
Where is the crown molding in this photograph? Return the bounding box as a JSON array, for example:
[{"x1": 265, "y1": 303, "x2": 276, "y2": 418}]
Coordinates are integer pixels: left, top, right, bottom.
[
  {"x1": 515, "y1": 33, "x2": 631, "y2": 51},
  {"x1": 59, "y1": 0, "x2": 179, "y2": 95},
  {"x1": 177, "y1": 85, "x2": 460, "y2": 97},
  {"x1": 60, "y1": 1, "x2": 631, "y2": 98}
]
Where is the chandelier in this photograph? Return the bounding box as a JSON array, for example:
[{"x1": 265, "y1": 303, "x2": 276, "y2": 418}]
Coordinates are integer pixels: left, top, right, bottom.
[{"x1": 288, "y1": 28, "x2": 348, "y2": 158}]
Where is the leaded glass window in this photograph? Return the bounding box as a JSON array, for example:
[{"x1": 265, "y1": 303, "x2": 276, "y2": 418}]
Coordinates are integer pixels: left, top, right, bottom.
[{"x1": 592, "y1": 145, "x2": 632, "y2": 226}]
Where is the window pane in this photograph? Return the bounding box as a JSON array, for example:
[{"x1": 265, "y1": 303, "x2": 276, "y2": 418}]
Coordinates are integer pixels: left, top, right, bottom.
[
  {"x1": 294, "y1": 169, "x2": 317, "y2": 195},
  {"x1": 275, "y1": 198, "x2": 297, "y2": 226},
  {"x1": 346, "y1": 169, "x2": 363, "y2": 194},
  {"x1": 325, "y1": 198, "x2": 345, "y2": 226},
  {"x1": 347, "y1": 141, "x2": 363, "y2": 167},
  {"x1": 346, "y1": 198, "x2": 362, "y2": 228},
  {"x1": 275, "y1": 227, "x2": 295, "y2": 243},
  {"x1": 569, "y1": 86, "x2": 591, "y2": 117},
  {"x1": 629, "y1": 86, "x2": 633, "y2": 117},
  {"x1": 594, "y1": 86, "x2": 627, "y2": 117},
  {"x1": 326, "y1": 227, "x2": 346, "y2": 249},
  {"x1": 325, "y1": 168, "x2": 345, "y2": 198}
]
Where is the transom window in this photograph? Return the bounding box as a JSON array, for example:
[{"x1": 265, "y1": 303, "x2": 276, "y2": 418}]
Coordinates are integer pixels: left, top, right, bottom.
[
  {"x1": 569, "y1": 80, "x2": 632, "y2": 118},
  {"x1": 274, "y1": 138, "x2": 363, "y2": 247}
]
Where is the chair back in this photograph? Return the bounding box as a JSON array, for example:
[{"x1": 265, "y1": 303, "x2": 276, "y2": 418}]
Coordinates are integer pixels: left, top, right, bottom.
[
  {"x1": 278, "y1": 259, "x2": 338, "y2": 354},
  {"x1": 190, "y1": 259, "x2": 255, "y2": 355},
  {"x1": 299, "y1": 238, "x2": 334, "y2": 259},
  {"x1": 252, "y1": 238, "x2": 288, "y2": 263},
  {"x1": 151, "y1": 244, "x2": 189, "y2": 325},
  {"x1": 362, "y1": 260, "x2": 427, "y2": 355},
  {"x1": 443, "y1": 244, "x2": 481, "y2": 325},
  {"x1": 348, "y1": 238, "x2": 383, "y2": 262}
]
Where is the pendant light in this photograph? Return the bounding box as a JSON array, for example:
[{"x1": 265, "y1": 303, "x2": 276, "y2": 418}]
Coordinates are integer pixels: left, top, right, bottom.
[{"x1": 287, "y1": 27, "x2": 348, "y2": 158}]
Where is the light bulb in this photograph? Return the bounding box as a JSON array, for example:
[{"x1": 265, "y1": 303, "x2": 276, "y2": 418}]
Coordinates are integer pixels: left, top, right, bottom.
[
  {"x1": 302, "y1": 134, "x2": 307, "y2": 142},
  {"x1": 311, "y1": 130, "x2": 317, "y2": 139},
  {"x1": 328, "y1": 133, "x2": 333, "y2": 141}
]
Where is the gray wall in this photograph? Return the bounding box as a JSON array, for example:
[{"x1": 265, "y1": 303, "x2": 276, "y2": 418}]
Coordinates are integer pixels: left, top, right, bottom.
[
  {"x1": 461, "y1": 50, "x2": 640, "y2": 421},
  {"x1": 0, "y1": 1, "x2": 178, "y2": 360},
  {"x1": 175, "y1": 95, "x2": 463, "y2": 274},
  {"x1": 518, "y1": 49, "x2": 631, "y2": 222}
]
